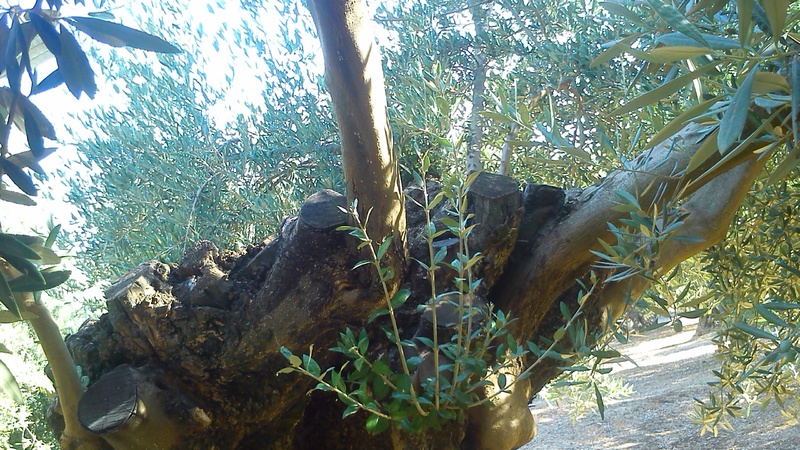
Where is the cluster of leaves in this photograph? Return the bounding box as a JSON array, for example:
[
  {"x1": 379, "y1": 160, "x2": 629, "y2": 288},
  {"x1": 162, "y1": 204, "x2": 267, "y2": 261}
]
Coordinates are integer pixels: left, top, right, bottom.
[
  {"x1": 542, "y1": 369, "x2": 634, "y2": 422},
  {"x1": 590, "y1": 187, "x2": 716, "y2": 334},
  {"x1": 0, "y1": 227, "x2": 66, "y2": 319},
  {"x1": 0, "y1": 226, "x2": 66, "y2": 426},
  {"x1": 0, "y1": 0, "x2": 179, "y2": 206},
  {"x1": 585, "y1": 0, "x2": 800, "y2": 433},
  {"x1": 593, "y1": 0, "x2": 800, "y2": 189},
  {"x1": 280, "y1": 173, "x2": 514, "y2": 432},
  {"x1": 538, "y1": 286, "x2": 638, "y2": 420},
  {"x1": 280, "y1": 311, "x2": 515, "y2": 434},
  {"x1": 593, "y1": 189, "x2": 701, "y2": 283},
  {"x1": 0, "y1": 0, "x2": 181, "y2": 434},
  {"x1": 0, "y1": 1, "x2": 180, "y2": 305},
  {"x1": 380, "y1": 0, "x2": 633, "y2": 185},
  {"x1": 691, "y1": 179, "x2": 800, "y2": 435}
]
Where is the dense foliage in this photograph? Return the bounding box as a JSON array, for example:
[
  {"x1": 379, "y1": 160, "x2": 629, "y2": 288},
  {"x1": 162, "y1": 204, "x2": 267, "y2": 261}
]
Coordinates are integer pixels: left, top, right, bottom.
[{"x1": 0, "y1": 1, "x2": 181, "y2": 446}]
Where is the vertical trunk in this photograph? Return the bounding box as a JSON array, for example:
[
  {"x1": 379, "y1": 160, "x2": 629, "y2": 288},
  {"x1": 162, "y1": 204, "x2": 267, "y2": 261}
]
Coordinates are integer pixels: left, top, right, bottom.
[
  {"x1": 466, "y1": 3, "x2": 487, "y2": 174},
  {"x1": 307, "y1": 0, "x2": 406, "y2": 251}
]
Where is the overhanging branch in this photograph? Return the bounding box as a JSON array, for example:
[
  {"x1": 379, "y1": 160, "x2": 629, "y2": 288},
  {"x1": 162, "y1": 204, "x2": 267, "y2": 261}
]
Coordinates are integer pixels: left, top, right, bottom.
[{"x1": 492, "y1": 122, "x2": 766, "y2": 340}]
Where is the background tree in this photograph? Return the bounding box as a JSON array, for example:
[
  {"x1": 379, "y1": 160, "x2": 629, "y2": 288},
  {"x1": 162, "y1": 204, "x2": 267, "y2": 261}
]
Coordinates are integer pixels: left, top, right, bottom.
[{"x1": 64, "y1": 0, "x2": 340, "y2": 281}]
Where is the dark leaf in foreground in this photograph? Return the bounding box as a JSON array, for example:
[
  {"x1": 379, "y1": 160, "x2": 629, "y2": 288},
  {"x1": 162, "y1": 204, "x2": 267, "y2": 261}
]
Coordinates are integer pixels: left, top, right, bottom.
[
  {"x1": 0, "y1": 272, "x2": 20, "y2": 318},
  {"x1": 17, "y1": 21, "x2": 32, "y2": 79},
  {"x1": 0, "y1": 158, "x2": 37, "y2": 196},
  {"x1": 46, "y1": 0, "x2": 63, "y2": 10},
  {"x1": 34, "y1": 68, "x2": 65, "y2": 94},
  {"x1": 66, "y1": 17, "x2": 181, "y2": 53},
  {"x1": 7, "y1": 269, "x2": 71, "y2": 292},
  {"x1": 0, "y1": 88, "x2": 57, "y2": 139},
  {"x1": 0, "y1": 15, "x2": 9, "y2": 75},
  {"x1": 29, "y1": 12, "x2": 62, "y2": 56},
  {"x1": 7, "y1": 149, "x2": 54, "y2": 175},
  {"x1": 57, "y1": 27, "x2": 96, "y2": 99},
  {"x1": 24, "y1": 110, "x2": 46, "y2": 158},
  {"x1": 0, "y1": 233, "x2": 41, "y2": 260},
  {"x1": 5, "y1": 18, "x2": 21, "y2": 92},
  {"x1": 0, "y1": 189, "x2": 36, "y2": 206},
  {"x1": 2, "y1": 254, "x2": 45, "y2": 286}
]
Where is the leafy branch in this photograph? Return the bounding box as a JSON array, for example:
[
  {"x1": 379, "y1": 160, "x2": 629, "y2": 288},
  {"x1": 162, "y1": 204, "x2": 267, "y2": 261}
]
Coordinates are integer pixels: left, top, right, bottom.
[{"x1": 1, "y1": 1, "x2": 180, "y2": 206}]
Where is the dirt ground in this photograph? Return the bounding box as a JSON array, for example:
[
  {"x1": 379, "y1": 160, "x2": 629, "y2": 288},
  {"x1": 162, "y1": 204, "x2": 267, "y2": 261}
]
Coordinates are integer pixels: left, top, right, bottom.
[{"x1": 522, "y1": 323, "x2": 800, "y2": 449}]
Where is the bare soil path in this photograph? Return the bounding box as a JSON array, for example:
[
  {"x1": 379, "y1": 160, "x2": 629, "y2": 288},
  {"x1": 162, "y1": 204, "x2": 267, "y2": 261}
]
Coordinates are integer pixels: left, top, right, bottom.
[{"x1": 522, "y1": 324, "x2": 800, "y2": 449}]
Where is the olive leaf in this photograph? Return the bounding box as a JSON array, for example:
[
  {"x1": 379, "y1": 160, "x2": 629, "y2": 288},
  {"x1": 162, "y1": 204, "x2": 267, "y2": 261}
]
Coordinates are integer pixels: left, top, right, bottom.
[
  {"x1": 717, "y1": 66, "x2": 757, "y2": 154},
  {"x1": 0, "y1": 158, "x2": 37, "y2": 196},
  {"x1": 737, "y1": 0, "x2": 753, "y2": 47},
  {"x1": 763, "y1": 0, "x2": 789, "y2": 43},
  {"x1": 6, "y1": 269, "x2": 71, "y2": 292},
  {"x1": 647, "y1": 0, "x2": 709, "y2": 48},
  {"x1": 0, "y1": 234, "x2": 41, "y2": 260},
  {"x1": 647, "y1": 46, "x2": 711, "y2": 64},
  {"x1": 29, "y1": 12, "x2": 62, "y2": 56},
  {"x1": 57, "y1": 26, "x2": 97, "y2": 99},
  {"x1": 66, "y1": 17, "x2": 181, "y2": 53},
  {"x1": 610, "y1": 63, "x2": 717, "y2": 116},
  {"x1": 0, "y1": 272, "x2": 19, "y2": 318},
  {"x1": 0, "y1": 359, "x2": 23, "y2": 404},
  {"x1": 656, "y1": 32, "x2": 738, "y2": 50}
]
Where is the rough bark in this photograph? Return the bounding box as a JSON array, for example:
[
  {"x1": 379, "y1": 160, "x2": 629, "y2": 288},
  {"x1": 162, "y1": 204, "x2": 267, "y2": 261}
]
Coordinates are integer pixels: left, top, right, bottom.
[
  {"x1": 487, "y1": 124, "x2": 768, "y2": 397},
  {"x1": 58, "y1": 124, "x2": 765, "y2": 449},
  {"x1": 63, "y1": 172, "x2": 524, "y2": 449},
  {"x1": 491, "y1": 122, "x2": 765, "y2": 343}
]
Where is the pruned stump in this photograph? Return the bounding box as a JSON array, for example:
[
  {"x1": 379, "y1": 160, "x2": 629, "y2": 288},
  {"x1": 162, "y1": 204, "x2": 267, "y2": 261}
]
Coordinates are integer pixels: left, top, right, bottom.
[{"x1": 78, "y1": 364, "x2": 209, "y2": 450}]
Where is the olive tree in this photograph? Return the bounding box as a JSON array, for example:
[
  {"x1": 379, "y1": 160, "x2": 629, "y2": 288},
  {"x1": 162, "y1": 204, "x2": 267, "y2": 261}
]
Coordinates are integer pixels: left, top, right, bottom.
[{"x1": 3, "y1": 0, "x2": 800, "y2": 449}]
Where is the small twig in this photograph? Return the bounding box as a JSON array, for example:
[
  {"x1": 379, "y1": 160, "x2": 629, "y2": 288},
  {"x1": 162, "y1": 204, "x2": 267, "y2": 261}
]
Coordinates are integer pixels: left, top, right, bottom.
[
  {"x1": 182, "y1": 175, "x2": 213, "y2": 254},
  {"x1": 352, "y1": 211, "x2": 428, "y2": 417},
  {"x1": 499, "y1": 122, "x2": 519, "y2": 176}
]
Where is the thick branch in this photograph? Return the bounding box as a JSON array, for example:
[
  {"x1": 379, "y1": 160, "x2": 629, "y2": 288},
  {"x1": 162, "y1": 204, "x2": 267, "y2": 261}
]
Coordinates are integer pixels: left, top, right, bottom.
[
  {"x1": 598, "y1": 154, "x2": 769, "y2": 319},
  {"x1": 307, "y1": 0, "x2": 405, "y2": 248},
  {"x1": 25, "y1": 294, "x2": 104, "y2": 450},
  {"x1": 492, "y1": 122, "x2": 762, "y2": 340},
  {"x1": 656, "y1": 156, "x2": 767, "y2": 272}
]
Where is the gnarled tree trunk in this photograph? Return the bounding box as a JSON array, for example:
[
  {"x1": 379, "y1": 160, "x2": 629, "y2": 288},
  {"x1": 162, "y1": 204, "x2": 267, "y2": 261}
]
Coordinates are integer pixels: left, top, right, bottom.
[
  {"x1": 51, "y1": 1, "x2": 770, "y2": 449},
  {"x1": 59, "y1": 127, "x2": 765, "y2": 449}
]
